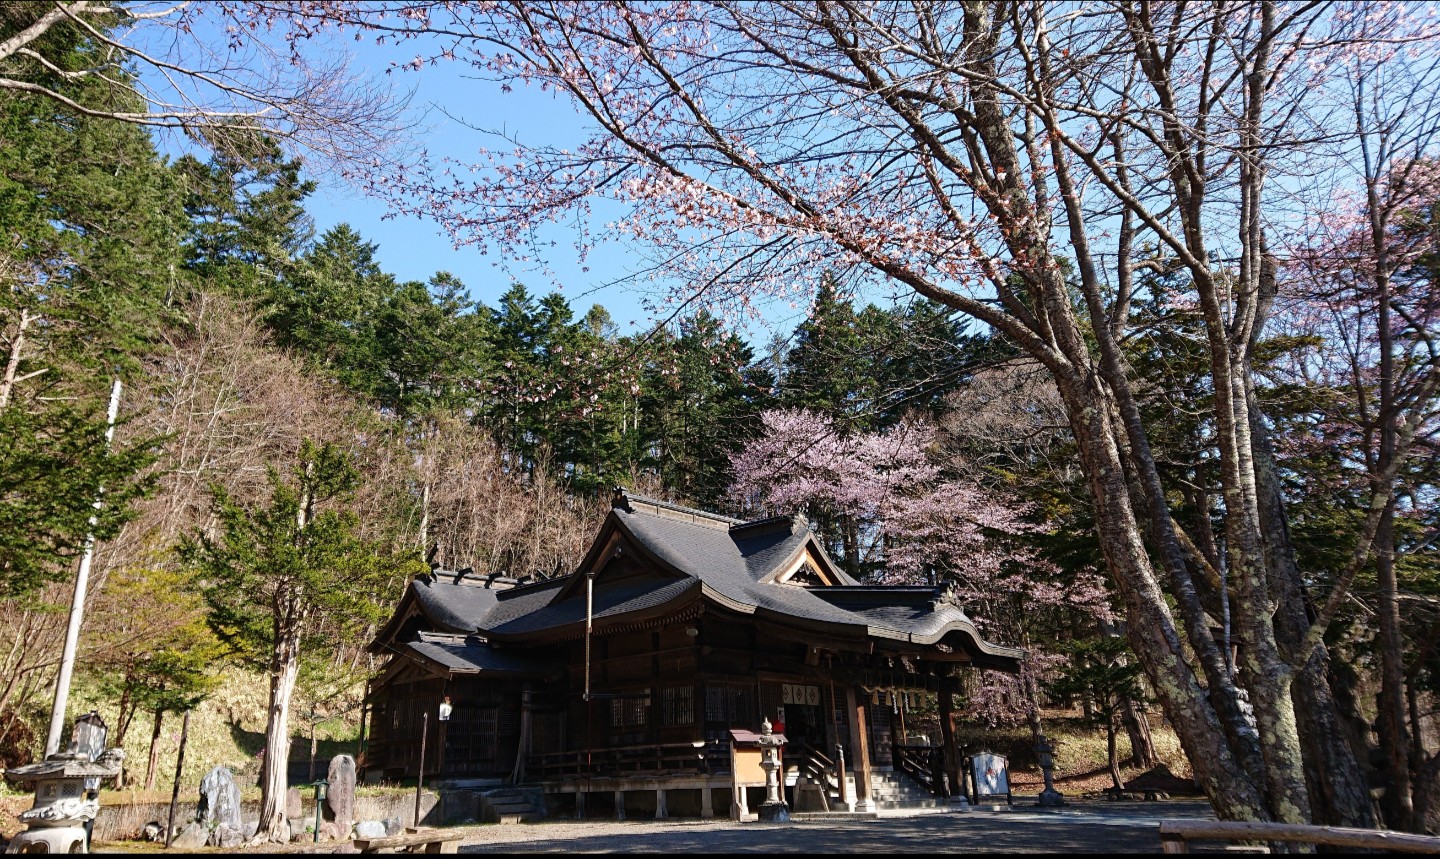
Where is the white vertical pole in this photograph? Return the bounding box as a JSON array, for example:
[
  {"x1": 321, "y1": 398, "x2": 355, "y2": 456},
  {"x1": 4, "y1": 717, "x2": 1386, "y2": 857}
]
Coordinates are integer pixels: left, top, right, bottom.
[{"x1": 44, "y1": 378, "x2": 122, "y2": 758}]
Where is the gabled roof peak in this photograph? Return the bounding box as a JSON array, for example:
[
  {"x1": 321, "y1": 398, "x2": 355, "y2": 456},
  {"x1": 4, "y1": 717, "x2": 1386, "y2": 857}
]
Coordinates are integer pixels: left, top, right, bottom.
[{"x1": 611, "y1": 487, "x2": 742, "y2": 529}]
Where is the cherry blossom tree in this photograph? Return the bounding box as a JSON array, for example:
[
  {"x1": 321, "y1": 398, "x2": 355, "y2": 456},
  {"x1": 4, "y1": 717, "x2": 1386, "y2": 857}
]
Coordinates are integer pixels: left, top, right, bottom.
[
  {"x1": 1274, "y1": 33, "x2": 1440, "y2": 818},
  {"x1": 214, "y1": 0, "x2": 1440, "y2": 826},
  {"x1": 731, "y1": 407, "x2": 1111, "y2": 728}
]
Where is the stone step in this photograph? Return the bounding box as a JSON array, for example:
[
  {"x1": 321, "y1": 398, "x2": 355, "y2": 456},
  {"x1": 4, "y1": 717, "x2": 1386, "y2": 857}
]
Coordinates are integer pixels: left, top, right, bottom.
[
  {"x1": 479, "y1": 787, "x2": 544, "y2": 825},
  {"x1": 791, "y1": 811, "x2": 880, "y2": 821},
  {"x1": 869, "y1": 794, "x2": 950, "y2": 805}
]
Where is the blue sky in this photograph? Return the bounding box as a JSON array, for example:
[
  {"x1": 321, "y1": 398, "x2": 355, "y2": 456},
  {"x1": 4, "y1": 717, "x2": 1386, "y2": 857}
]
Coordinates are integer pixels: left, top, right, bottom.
[{"x1": 294, "y1": 45, "x2": 666, "y2": 332}]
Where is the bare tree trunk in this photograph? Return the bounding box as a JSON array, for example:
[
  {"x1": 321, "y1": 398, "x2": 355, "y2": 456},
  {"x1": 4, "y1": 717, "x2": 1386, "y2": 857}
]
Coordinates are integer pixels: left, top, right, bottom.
[
  {"x1": 143, "y1": 708, "x2": 164, "y2": 791},
  {"x1": 1377, "y1": 500, "x2": 1414, "y2": 828},
  {"x1": 1249, "y1": 384, "x2": 1377, "y2": 829},
  {"x1": 1414, "y1": 754, "x2": 1440, "y2": 836},
  {"x1": 1123, "y1": 701, "x2": 1158, "y2": 770},
  {"x1": 1053, "y1": 369, "x2": 1266, "y2": 821},
  {"x1": 0, "y1": 307, "x2": 34, "y2": 411},
  {"x1": 255, "y1": 602, "x2": 303, "y2": 843},
  {"x1": 1108, "y1": 714, "x2": 1124, "y2": 792}
]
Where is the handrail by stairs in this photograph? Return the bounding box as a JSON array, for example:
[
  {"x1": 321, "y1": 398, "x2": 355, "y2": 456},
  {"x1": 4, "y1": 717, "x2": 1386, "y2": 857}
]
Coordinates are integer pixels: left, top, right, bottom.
[{"x1": 893, "y1": 742, "x2": 949, "y2": 797}]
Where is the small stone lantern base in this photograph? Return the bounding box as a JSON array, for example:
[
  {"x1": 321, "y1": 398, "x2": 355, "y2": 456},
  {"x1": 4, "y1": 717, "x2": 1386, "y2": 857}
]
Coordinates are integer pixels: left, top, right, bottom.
[{"x1": 1034, "y1": 736, "x2": 1065, "y2": 808}]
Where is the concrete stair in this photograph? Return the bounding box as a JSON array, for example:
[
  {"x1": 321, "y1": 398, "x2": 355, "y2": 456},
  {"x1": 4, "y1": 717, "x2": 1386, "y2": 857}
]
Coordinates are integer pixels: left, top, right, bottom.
[
  {"x1": 478, "y1": 786, "x2": 545, "y2": 824},
  {"x1": 793, "y1": 769, "x2": 947, "y2": 814},
  {"x1": 869, "y1": 771, "x2": 948, "y2": 811}
]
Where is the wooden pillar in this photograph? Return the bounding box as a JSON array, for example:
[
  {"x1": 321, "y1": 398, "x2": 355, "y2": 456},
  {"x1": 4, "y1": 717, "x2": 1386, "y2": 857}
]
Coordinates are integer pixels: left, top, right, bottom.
[
  {"x1": 887, "y1": 691, "x2": 903, "y2": 762},
  {"x1": 731, "y1": 781, "x2": 749, "y2": 820},
  {"x1": 845, "y1": 687, "x2": 875, "y2": 812},
  {"x1": 516, "y1": 684, "x2": 532, "y2": 784},
  {"x1": 655, "y1": 788, "x2": 668, "y2": 819},
  {"x1": 701, "y1": 784, "x2": 714, "y2": 819},
  {"x1": 614, "y1": 790, "x2": 626, "y2": 820},
  {"x1": 939, "y1": 677, "x2": 960, "y2": 798},
  {"x1": 823, "y1": 680, "x2": 839, "y2": 753},
  {"x1": 575, "y1": 791, "x2": 586, "y2": 819}
]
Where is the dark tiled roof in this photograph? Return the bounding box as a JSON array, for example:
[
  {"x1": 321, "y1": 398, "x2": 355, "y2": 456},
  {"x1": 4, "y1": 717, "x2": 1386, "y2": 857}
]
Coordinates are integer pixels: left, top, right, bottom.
[
  {"x1": 405, "y1": 633, "x2": 548, "y2": 676},
  {"x1": 383, "y1": 491, "x2": 1023, "y2": 670},
  {"x1": 489, "y1": 576, "x2": 698, "y2": 636},
  {"x1": 410, "y1": 578, "x2": 505, "y2": 633}
]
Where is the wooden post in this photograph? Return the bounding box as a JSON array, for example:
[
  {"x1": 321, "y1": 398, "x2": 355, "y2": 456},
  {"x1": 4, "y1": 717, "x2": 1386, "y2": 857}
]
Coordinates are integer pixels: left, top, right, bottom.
[
  {"x1": 845, "y1": 687, "x2": 874, "y2": 812},
  {"x1": 414, "y1": 711, "x2": 428, "y2": 829},
  {"x1": 655, "y1": 788, "x2": 667, "y2": 819},
  {"x1": 358, "y1": 699, "x2": 369, "y2": 764},
  {"x1": 515, "y1": 685, "x2": 532, "y2": 784},
  {"x1": 939, "y1": 678, "x2": 960, "y2": 799},
  {"x1": 308, "y1": 707, "x2": 318, "y2": 782},
  {"x1": 827, "y1": 679, "x2": 849, "y2": 810},
  {"x1": 701, "y1": 784, "x2": 714, "y2": 819},
  {"x1": 614, "y1": 789, "x2": 625, "y2": 820},
  {"x1": 164, "y1": 709, "x2": 191, "y2": 849}
]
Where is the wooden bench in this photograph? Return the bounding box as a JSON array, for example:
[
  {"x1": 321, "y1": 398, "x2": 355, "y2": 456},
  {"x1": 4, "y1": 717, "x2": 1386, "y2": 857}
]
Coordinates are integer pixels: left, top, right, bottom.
[
  {"x1": 353, "y1": 828, "x2": 465, "y2": 854},
  {"x1": 1158, "y1": 820, "x2": 1440, "y2": 854}
]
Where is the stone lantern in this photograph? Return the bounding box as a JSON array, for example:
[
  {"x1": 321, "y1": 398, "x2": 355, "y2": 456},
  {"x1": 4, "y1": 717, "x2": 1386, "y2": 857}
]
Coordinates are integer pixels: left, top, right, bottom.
[
  {"x1": 756, "y1": 717, "x2": 789, "y2": 823},
  {"x1": 1035, "y1": 735, "x2": 1064, "y2": 807},
  {"x1": 4, "y1": 743, "x2": 124, "y2": 854}
]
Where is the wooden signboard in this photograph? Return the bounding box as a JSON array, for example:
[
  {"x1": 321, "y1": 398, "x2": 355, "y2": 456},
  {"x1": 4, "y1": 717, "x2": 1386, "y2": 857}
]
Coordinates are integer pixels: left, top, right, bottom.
[{"x1": 969, "y1": 751, "x2": 1012, "y2": 805}]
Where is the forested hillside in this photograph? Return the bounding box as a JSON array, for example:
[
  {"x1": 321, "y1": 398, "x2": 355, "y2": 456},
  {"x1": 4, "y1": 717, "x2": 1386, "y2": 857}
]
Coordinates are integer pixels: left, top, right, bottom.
[{"x1": 4, "y1": 1, "x2": 1440, "y2": 836}]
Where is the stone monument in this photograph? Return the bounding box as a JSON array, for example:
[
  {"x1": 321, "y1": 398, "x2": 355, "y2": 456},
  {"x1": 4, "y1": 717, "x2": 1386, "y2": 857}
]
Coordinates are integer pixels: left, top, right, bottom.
[
  {"x1": 326, "y1": 754, "x2": 357, "y2": 837},
  {"x1": 198, "y1": 765, "x2": 244, "y2": 846}
]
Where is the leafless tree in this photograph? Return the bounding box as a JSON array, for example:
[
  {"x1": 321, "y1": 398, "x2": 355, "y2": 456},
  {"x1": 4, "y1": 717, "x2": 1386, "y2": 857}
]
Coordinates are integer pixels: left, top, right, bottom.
[{"x1": 0, "y1": 2, "x2": 409, "y2": 166}]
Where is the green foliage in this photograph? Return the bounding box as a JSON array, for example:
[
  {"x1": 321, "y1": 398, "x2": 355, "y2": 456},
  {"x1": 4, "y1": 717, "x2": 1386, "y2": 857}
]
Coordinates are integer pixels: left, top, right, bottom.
[
  {"x1": 1045, "y1": 637, "x2": 1147, "y2": 726},
  {"x1": 185, "y1": 440, "x2": 425, "y2": 671},
  {"x1": 88, "y1": 565, "x2": 223, "y2": 742},
  {"x1": 638, "y1": 312, "x2": 772, "y2": 506},
  {"x1": 0, "y1": 402, "x2": 157, "y2": 600},
  {"x1": 0, "y1": 12, "x2": 173, "y2": 599},
  {"x1": 176, "y1": 137, "x2": 315, "y2": 297}
]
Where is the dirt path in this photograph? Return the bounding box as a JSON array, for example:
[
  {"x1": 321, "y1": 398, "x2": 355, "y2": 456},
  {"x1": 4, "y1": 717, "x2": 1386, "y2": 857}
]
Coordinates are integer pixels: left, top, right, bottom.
[{"x1": 452, "y1": 801, "x2": 1216, "y2": 854}]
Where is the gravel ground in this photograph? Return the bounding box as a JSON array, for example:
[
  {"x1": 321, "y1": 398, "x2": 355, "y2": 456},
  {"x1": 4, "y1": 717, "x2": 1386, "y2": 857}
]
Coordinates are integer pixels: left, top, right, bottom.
[{"x1": 452, "y1": 800, "x2": 1217, "y2": 854}]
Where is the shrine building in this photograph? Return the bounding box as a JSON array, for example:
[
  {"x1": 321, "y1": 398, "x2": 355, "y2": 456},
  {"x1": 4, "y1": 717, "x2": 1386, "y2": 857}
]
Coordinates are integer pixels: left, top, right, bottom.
[{"x1": 363, "y1": 489, "x2": 1023, "y2": 817}]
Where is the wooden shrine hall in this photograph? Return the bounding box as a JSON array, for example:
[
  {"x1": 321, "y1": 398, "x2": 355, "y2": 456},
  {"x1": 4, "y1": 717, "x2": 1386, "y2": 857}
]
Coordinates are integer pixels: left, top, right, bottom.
[{"x1": 363, "y1": 489, "x2": 1023, "y2": 817}]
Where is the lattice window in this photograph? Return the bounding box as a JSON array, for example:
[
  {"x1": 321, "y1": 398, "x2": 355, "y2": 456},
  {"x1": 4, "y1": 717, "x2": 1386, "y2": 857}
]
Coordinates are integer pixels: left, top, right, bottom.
[
  {"x1": 610, "y1": 691, "x2": 650, "y2": 728},
  {"x1": 704, "y1": 685, "x2": 754, "y2": 725},
  {"x1": 661, "y1": 686, "x2": 695, "y2": 727}
]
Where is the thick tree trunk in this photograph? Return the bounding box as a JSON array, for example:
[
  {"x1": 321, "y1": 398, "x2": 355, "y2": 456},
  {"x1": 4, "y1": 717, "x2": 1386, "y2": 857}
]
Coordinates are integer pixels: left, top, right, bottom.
[
  {"x1": 1250, "y1": 398, "x2": 1377, "y2": 828},
  {"x1": 1108, "y1": 716, "x2": 1124, "y2": 792},
  {"x1": 1376, "y1": 501, "x2": 1414, "y2": 830},
  {"x1": 1414, "y1": 753, "x2": 1440, "y2": 835},
  {"x1": 1054, "y1": 371, "x2": 1267, "y2": 821},
  {"x1": 1123, "y1": 700, "x2": 1158, "y2": 770},
  {"x1": 144, "y1": 709, "x2": 163, "y2": 791},
  {"x1": 255, "y1": 610, "x2": 303, "y2": 843}
]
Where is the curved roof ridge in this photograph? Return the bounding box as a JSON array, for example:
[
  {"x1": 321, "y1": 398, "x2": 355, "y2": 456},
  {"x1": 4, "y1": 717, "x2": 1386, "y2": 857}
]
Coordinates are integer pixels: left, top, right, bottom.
[{"x1": 612, "y1": 487, "x2": 744, "y2": 527}]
